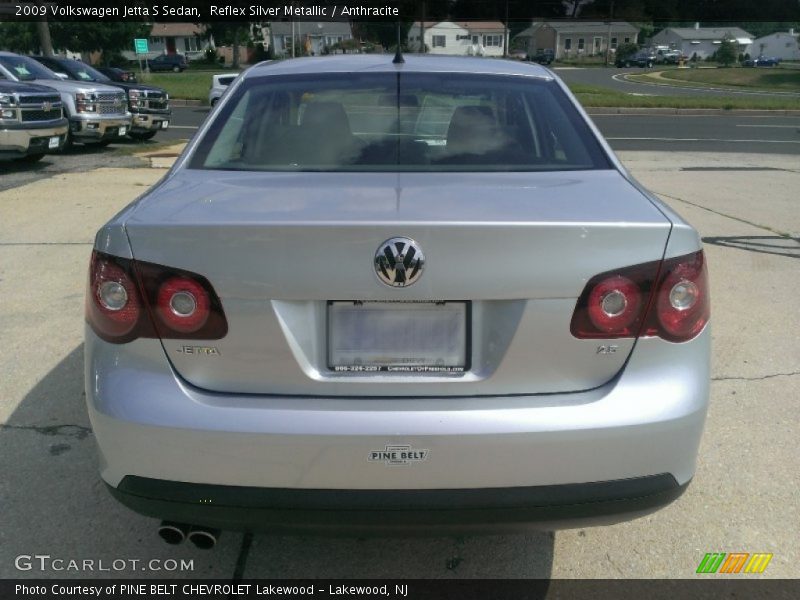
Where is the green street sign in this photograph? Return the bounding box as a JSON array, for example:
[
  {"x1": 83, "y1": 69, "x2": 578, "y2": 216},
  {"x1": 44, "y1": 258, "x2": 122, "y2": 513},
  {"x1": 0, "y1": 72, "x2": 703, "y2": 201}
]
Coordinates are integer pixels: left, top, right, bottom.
[{"x1": 134, "y1": 39, "x2": 148, "y2": 54}]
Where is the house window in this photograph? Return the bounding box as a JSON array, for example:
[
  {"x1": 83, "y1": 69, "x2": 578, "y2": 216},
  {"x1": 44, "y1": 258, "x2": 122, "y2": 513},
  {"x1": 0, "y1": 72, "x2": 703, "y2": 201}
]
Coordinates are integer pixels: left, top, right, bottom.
[
  {"x1": 624, "y1": 37, "x2": 631, "y2": 43},
  {"x1": 611, "y1": 37, "x2": 617, "y2": 49},
  {"x1": 432, "y1": 35, "x2": 446, "y2": 48},
  {"x1": 578, "y1": 38, "x2": 585, "y2": 51},
  {"x1": 283, "y1": 36, "x2": 294, "y2": 51},
  {"x1": 593, "y1": 37, "x2": 602, "y2": 53},
  {"x1": 564, "y1": 38, "x2": 572, "y2": 50},
  {"x1": 184, "y1": 37, "x2": 200, "y2": 52},
  {"x1": 472, "y1": 35, "x2": 479, "y2": 44},
  {"x1": 484, "y1": 35, "x2": 502, "y2": 47}
]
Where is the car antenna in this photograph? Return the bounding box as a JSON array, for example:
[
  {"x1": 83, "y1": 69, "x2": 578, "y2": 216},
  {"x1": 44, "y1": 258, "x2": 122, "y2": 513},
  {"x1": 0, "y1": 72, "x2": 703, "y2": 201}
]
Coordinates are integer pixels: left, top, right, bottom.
[{"x1": 393, "y1": 22, "x2": 404, "y2": 64}]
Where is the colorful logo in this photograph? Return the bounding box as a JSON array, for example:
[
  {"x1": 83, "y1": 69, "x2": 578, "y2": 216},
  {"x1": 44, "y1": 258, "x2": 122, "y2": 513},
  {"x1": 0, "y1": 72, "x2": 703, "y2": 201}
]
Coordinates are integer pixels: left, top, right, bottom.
[{"x1": 696, "y1": 552, "x2": 773, "y2": 574}]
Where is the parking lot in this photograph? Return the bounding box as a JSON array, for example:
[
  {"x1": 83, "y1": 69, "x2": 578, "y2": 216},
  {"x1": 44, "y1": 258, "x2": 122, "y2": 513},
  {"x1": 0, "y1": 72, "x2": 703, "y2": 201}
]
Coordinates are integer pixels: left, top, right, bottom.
[{"x1": 0, "y1": 137, "x2": 797, "y2": 579}]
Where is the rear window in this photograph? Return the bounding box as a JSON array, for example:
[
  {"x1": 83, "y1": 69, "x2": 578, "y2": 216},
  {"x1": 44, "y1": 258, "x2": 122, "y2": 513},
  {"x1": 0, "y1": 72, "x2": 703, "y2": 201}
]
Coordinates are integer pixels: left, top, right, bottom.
[{"x1": 189, "y1": 72, "x2": 611, "y2": 172}]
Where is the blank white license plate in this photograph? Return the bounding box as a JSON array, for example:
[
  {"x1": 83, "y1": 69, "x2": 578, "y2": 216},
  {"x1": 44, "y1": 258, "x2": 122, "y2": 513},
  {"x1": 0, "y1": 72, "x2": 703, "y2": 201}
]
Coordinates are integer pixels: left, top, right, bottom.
[
  {"x1": 48, "y1": 136, "x2": 59, "y2": 149},
  {"x1": 328, "y1": 301, "x2": 468, "y2": 373},
  {"x1": 119, "y1": 126, "x2": 127, "y2": 136},
  {"x1": 161, "y1": 120, "x2": 169, "y2": 129}
]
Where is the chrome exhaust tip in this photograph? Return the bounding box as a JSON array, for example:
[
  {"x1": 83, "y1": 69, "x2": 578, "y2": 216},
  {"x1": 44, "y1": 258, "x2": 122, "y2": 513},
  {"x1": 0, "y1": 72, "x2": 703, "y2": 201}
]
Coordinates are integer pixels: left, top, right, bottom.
[
  {"x1": 187, "y1": 527, "x2": 220, "y2": 550},
  {"x1": 157, "y1": 521, "x2": 190, "y2": 545}
]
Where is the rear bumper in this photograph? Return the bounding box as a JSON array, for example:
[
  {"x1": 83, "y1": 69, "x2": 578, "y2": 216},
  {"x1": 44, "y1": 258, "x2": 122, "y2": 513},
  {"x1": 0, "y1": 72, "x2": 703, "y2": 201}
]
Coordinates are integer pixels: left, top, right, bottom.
[
  {"x1": 86, "y1": 326, "x2": 709, "y2": 531},
  {"x1": 109, "y1": 474, "x2": 689, "y2": 534}
]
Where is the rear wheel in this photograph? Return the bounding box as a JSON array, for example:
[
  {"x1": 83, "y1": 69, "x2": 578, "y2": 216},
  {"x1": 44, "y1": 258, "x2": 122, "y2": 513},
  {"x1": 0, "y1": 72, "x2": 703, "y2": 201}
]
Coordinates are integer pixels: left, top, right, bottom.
[{"x1": 210, "y1": 98, "x2": 218, "y2": 107}]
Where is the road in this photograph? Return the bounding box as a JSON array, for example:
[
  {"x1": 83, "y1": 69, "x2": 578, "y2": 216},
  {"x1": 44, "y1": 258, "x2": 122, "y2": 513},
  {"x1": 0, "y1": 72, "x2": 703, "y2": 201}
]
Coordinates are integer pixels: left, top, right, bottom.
[
  {"x1": 160, "y1": 106, "x2": 800, "y2": 155},
  {"x1": 0, "y1": 142, "x2": 798, "y2": 581},
  {"x1": 555, "y1": 66, "x2": 800, "y2": 99}
]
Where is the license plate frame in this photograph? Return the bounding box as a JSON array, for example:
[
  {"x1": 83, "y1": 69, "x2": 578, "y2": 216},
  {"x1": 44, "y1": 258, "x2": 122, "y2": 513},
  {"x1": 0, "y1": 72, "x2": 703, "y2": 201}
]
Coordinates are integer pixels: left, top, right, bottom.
[{"x1": 327, "y1": 301, "x2": 471, "y2": 374}]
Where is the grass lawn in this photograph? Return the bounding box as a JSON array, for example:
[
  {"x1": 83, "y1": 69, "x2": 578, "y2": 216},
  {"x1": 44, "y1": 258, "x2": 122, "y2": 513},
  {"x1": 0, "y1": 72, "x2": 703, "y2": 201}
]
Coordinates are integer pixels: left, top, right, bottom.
[
  {"x1": 570, "y1": 83, "x2": 800, "y2": 109},
  {"x1": 633, "y1": 66, "x2": 800, "y2": 92},
  {"x1": 137, "y1": 70, "x2": 241, "y2": 102}
]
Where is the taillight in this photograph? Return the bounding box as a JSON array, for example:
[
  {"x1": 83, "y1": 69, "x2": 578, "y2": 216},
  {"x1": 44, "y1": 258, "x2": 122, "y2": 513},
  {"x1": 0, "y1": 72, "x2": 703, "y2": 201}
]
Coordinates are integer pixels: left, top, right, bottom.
[
  {"x1": 86, "y1": 252, "x2": 143, "y2": 343},
  {"x1": 155, "y1": 277, "x2": 211, "y2": 334},
  {"x1": 643, "y1": 250, "x2": 709, "y2": 343},
  {"x1": 86, "y1": 251, "x2": 227, "y2": 344},
  {"x1": 571, "y1": 250, "x2": 709, "y2": 343}
]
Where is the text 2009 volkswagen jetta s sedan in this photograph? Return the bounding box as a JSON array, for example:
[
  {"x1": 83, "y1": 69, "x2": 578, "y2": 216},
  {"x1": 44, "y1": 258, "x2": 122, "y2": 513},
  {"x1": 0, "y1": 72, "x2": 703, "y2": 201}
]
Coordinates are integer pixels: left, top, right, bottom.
[{"x1": 85, "y1": 56, "x2": 709, "y2": 546}]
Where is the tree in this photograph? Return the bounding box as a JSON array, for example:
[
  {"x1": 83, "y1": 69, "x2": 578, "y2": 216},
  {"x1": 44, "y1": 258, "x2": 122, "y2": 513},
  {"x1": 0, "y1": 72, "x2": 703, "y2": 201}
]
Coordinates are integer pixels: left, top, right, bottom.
[
  {"x1": 716, "y1": 38, "x2": 738, "y2": 67},
  {"x1": 199, "y1": 23, "x2": 251, "y2": 68},
  {"x1": 0, "y1": 22, "x2": 149, "y2": 56}
]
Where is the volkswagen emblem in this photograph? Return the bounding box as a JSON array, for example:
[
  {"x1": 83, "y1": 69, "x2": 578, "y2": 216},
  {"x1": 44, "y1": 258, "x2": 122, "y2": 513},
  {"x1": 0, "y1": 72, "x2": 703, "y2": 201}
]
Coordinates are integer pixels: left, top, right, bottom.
[{"x1": 374, "y1": 237, "x2": 424, "y2": 288}]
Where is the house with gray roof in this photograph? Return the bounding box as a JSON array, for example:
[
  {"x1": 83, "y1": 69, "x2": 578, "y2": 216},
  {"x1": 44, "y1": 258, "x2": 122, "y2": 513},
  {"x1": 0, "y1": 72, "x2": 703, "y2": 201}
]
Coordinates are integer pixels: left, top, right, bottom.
[
  {"x1": 514, "y1": 21, "x2": 639, "y2": 60},
  {"x1": 270, "y1": 21, "x2": 354, "y2": 56},
  {"x1": 650, "y1": 24, "x2": 754, "y2": 60}
]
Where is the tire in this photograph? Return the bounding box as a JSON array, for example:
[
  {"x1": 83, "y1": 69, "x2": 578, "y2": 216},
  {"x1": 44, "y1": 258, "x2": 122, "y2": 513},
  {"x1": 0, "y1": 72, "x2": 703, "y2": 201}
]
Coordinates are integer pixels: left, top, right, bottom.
[
  {"x1": 646, "y1": 61, "x2": 653, "y2": 69},
  {"x1": 129, "y1": 131, "x2": 157, "y2": 141},
  {"x1": 210, "y1": 97, "x2": 218, "y2": 107},
  {"x1": 16, "y1": 153, "x2": 45, "y2": 163}
]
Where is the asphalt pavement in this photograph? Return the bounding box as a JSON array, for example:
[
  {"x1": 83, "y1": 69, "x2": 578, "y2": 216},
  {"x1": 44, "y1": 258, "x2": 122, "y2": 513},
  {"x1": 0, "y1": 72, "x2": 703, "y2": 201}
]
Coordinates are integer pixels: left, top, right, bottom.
[{"x1": 0, "y1": 144, "x2": 797, "y2": 580}]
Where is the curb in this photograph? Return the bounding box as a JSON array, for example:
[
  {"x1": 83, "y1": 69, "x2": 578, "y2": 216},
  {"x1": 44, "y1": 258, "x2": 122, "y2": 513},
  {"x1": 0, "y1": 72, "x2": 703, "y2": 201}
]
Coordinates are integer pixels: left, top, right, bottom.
[{"x1": 584, "y1": 107, "x2": 800, "y2": 116}]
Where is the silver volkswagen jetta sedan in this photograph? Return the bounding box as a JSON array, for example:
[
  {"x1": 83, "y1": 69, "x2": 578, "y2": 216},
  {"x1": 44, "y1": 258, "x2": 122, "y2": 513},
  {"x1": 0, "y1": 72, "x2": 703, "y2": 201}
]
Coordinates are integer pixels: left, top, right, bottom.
[{"x1": 85, "y1": 56, "x2": 709, "y2": 545}]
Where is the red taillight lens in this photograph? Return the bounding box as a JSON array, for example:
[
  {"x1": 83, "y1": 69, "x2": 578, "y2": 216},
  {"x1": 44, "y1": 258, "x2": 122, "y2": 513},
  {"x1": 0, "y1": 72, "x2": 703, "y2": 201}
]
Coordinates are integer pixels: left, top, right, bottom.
[
  {"x1": 86, "y1": 251, "x2": 227, "y2": 344},
  {"x1": 155, "y1": 277, "x2": 211, "y2": 334},
  {"x1": 86, "y1": 252, "x2": 143, "y2": 342},
  {"x1": 644, "y1": 250, "x2": 709, "y2": 343},
  {"x1": 571, "y1": 250, "x2": 709, "y2": 343},
  {"x1": 571, "y1": 259, "x2": 661, "y2": 339}
]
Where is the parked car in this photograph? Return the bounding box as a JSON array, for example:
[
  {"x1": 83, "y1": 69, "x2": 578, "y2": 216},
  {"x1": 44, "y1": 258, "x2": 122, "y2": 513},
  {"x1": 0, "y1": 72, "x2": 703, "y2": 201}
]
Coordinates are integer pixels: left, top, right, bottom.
[
  {"x1": 31, "y1": 56, "x2": 170, "y2": 141},
  {"x1": 0, "y1": 52, "x2": 130, "y2": 147},
  {"x1": 656, "y1": 49, "x2": 684, "y2": 64},
  {"x1": 614, "y1": 50, "x2": 656, "y2": 69},
  {"x1": 530, "y1": 48, "x2": 554, "y2": 65},
  {"x1": 616, "y1": 50, "x2": 656, "y2": 68},
  {"x1": 208, "y1": 73, "x2": 237, "y2": 106},
  {"x1": 146, "y1": 54, "x2": 188, "y2": 73},
  {"x1": 742, "y1": 56, "x2": 781, "y2": 67},
  {"x1": 0, "y1": 79, "x2": 68, "y2": 162},
  {"x1": 96, "y1": 66, "x2": 138, "y2": 83},
  {"x1": 86, "y1": 55, "x2": 710, "y2": 544}
]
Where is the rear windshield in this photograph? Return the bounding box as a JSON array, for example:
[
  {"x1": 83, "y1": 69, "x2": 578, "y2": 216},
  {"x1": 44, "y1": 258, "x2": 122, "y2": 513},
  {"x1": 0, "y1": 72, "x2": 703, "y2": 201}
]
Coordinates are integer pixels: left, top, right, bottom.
[{"x1": 189, "y1": 72, "x2": 611, "y2": 173}]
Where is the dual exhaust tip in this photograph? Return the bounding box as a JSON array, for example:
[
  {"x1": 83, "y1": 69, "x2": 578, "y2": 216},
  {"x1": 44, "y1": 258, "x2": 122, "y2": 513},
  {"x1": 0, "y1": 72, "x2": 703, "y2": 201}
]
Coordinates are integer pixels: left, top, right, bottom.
[{"x1": 158, "y1": 522, "x2": 219, "y2": 550}]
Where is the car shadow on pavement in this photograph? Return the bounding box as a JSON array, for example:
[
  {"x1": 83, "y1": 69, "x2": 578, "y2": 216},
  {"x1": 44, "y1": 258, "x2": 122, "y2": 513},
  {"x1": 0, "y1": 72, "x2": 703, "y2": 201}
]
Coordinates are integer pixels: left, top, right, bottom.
[
  {"x1": 1, "y1": 345, "x2": 555, "y2": 579},
  {"x1": 702, "y1": 235, "x2": 800, "y2": 259}
]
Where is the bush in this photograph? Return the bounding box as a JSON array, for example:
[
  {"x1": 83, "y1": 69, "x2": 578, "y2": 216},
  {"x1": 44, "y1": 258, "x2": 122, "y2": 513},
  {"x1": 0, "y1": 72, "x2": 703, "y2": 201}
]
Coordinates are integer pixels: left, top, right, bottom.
[
  {"x1": 203, "y1": 47, "x2": 218, "y2": 64},
  {"x1": 716, "y1": 38, "x2": 738, "y2": 67},
  {"x1": 615, "y1": 42, "x2": 638, "y2": 61}
]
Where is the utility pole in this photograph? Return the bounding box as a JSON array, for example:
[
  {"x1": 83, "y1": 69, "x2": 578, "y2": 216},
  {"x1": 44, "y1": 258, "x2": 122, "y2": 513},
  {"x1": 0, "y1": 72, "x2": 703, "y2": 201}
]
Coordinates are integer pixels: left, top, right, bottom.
[
  {"x1": 503, "y1": 0, "x2": 509, "y2": 58},
  {"x1": 420, "y1": 1, "x2": 426, "y2": 53}
]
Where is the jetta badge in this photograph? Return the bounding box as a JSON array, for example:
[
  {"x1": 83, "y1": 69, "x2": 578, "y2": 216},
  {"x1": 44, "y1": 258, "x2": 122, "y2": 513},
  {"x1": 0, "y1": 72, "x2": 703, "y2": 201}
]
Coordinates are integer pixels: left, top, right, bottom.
[
  {"x1": 369, "y1": 445, "x2": 429, "y2": 466},
  {"x1": 374, "y1": 237, "x2": 424, "y2": 287}
]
